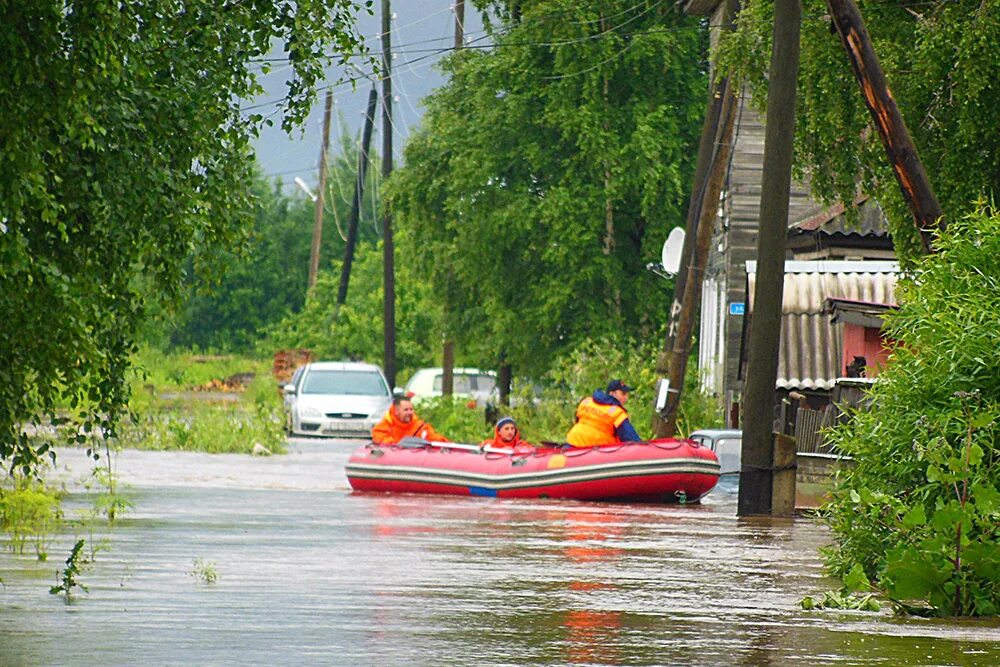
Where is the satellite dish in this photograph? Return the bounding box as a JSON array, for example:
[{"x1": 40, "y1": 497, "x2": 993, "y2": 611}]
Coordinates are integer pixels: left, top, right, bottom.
[{"x1": 661, "y1": 228, "x2": 685, "y2": 275}]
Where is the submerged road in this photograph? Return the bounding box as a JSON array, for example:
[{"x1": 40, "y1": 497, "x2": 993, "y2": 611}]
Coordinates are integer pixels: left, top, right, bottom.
[{"x1": 1, "y1": 438, "x2": 999, "y2": 665}]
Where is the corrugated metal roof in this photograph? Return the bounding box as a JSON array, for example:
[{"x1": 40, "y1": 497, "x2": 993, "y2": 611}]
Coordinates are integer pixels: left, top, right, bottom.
[
  {"x1": 776, "y1": 313, "x2": 840, "y2": 390},
  {"x1": 743, "y1": 262, "x2": 899, "y2": 390},
  {"x1": 790, "y1": 198, "x2": 889, "y2": 237},
  {"x1": 746, "y1": 261, "x2": 898, "y2": 312}
]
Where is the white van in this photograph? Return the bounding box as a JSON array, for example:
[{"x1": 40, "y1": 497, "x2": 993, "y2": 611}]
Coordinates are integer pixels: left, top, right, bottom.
[{"x1": 403, "y1": 367, "x2": 497, "y2": 405}]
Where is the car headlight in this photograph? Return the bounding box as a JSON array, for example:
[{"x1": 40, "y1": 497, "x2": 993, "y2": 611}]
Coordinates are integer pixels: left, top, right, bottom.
[{"x1": 299, "y1": 406, "x2": 322, "y2": 418}]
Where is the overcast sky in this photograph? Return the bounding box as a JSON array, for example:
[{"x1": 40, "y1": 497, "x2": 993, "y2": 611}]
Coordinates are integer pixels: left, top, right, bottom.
[{"x1": 251, "y1": 2, "x2": 486, "y2": 193}]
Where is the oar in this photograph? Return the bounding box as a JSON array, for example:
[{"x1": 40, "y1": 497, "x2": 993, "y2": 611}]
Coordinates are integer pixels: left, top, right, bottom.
[{"x1": 393, "y1": 437, "x2": 515, "y2": 455}]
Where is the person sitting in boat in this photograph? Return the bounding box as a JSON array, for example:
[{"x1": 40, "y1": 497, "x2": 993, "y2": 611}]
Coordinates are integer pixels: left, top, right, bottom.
[
  {"x1": 565, "y1": 379, "x2": 642, "y2": 447},
  {"x1": 371, "y1": 395, "x2": 449, "y2": 445},
  {"x1": 480, "y1": 416, "x2": 531, "y2": 449}
]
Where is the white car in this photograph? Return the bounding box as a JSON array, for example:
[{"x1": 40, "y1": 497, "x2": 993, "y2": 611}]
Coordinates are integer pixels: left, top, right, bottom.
[
  {"x1": 284, "y1": 361, "x2": 392, "y2": 438},
  {"x1": 403, "y1": 367, "x2": 497, "y2": 405},
  {"x1": 688, "y1": 429, "x2": 742, "y2": 477}
]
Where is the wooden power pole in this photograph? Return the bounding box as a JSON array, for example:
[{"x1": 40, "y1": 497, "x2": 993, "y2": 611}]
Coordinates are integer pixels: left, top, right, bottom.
[
  {"x1": 337, "y1": 85, "x2": 379, "y2": 306},
  {"x1": 308, "y1": 90, "x2": 334, "y2": 290},
  {"x1": 825, "y1": 0, "x2": 943, "y2": 252},
  {"x1": 738, "y1": 0, "x2": 801, "y2": 517},
  {"x1": 659, "y1": 77, "x2": 738, "y2": 437},
  {"x1": 454, "y1": 0, "x2": 465, "y2": 50},
  {"x1": 442, "y1": 0, "x2": 466, "y2": 397},
  {"x1": 381, "y1": 0, "x2": 396, "y2": 387},
  {"x1": 653, "y1": 0, "x2": 739, "y2": 437}
]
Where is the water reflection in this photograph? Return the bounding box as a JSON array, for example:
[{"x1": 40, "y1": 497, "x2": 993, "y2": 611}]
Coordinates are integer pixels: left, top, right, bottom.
[
  {"x1": 558, "y1": 508, "x2": 624, "y2": 665},
  {"x1": 0, "y1": 440, "x2": 998, "y2": 666}
]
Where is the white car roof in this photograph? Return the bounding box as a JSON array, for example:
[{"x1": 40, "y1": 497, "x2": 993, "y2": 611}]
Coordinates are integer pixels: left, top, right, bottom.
[
  {"x1": 304, "y1": 361, "x2": 384, "y2": 373},
  {"x1": 409, "y1": 367, "x2": 495, "y2": 376},
  {"x1": 689, "y1": 429, "x2": 742, "y2": 438}
]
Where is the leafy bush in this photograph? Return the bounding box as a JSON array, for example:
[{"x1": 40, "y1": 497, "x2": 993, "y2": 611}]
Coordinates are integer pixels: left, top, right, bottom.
[
  {"x1": 415, "y1": 334, "x2": 724, "y2": 445},
  {"x1": 132, "y1": 347, "x2": 271, "y2": 391},
  {"x1": 410, "y1": 396, "x2": 493, "y2": 444},
  {"x1": 538, "y1": 333, "x2": 722, "y2": 440},
  {"x1": 0, "y1": 478, "x2": 63, "y2": 560},
  {"x1": 117, "y1": 365, "x2": 287, "y2": 455},
  {"x1": 823, "y1": 204, "x2": 1000, "y2": 616}
]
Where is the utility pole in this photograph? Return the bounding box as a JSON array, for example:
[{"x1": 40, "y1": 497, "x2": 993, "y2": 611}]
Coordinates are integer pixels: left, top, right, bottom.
[
  {"x1": 825, "y1": 0, "x2": 943, "y2": 252},
  {"x1": 454, "y1": 0, "x2": 465, "y2": 50},
  {"x1": 381, "y1": 0, "x2": 396, "y2": 387},
  {"x1": 659, "y1": 77, "x2": 738, "y2": 437},
  {"x1": 308, "y1": 90, "x2": 334, "y2": 290},
  {"x1": 653, "y1": 0, "x2": 739, "y2": 437},
  {"x1": 739, "y1": 0, "x2": 801, "y2": 517},
  {"x1": 337, "y1": 85, "x2": 379, "y2": 306},
  {"x1": 442, "y1": 0, "x2": 466, "y2": 397}
]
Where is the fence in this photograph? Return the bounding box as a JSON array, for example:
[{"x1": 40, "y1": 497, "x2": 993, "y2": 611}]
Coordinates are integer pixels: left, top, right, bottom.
[{"x1": 793, "y1": 406, "x2": 836, "y2": 454}]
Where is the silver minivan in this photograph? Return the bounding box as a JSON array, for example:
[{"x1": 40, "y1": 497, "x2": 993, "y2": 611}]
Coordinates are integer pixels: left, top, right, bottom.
[{"x1": 283, "y1": 361, "x2": 392, "y2": 437}]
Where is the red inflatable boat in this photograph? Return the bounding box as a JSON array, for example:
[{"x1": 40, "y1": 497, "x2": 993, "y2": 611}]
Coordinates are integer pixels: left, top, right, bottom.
[{"x1": 345, "y1": 438, "x2": 720, "y2": 503}]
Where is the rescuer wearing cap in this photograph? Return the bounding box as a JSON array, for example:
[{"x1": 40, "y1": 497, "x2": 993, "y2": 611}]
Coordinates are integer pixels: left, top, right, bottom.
[{"x1": 565, "y1": 379, "x2": 643, "y2": 447}]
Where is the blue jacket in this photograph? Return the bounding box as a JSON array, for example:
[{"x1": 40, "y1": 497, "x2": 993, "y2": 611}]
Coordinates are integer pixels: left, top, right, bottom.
[{"x1": 589, "y1": 390, "x2": 642, "y2": 442}]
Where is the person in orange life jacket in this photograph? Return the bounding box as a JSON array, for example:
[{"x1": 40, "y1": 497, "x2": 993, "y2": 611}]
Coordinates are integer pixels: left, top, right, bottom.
[
  {"x1": 480, "y1": 416, "x2": 531, "y2": 449},
  {"x1": 565, "y1": 379, "x2": 642, "y2": 447},
  {"x1": 371, "y1": 395, "x2": 449, "y2": 445}
]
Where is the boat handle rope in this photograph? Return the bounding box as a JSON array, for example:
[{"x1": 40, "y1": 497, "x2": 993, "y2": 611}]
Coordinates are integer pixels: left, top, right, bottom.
[{"x1": 648, "y1": 439, "x2": 687, "y2": 451}]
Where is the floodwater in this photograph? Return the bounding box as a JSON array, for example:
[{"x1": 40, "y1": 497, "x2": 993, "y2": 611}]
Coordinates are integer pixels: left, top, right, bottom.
[{"x1": 2, "y1": 440, "x2": 999, "y2": 666}]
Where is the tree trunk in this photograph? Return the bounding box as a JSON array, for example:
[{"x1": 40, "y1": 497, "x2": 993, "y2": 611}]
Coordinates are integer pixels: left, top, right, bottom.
[
  {"x1": 498, "y1": 358, "x2": 512, "y2": 407},
  {"x1": 442, "y1": 338, "x2": 454, "y2": 396}
]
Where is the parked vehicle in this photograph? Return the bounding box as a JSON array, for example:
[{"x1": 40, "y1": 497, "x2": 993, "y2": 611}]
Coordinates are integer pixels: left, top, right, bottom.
[
  {"x1": 687, "y1": 429, "x2": 742, "y2": 477},
  {"x1": 403, "y1": 367, "x2": 497, "y2": 405},
  {"x1": 283, "y1": 361, "x2": 392, "y2": 438}
]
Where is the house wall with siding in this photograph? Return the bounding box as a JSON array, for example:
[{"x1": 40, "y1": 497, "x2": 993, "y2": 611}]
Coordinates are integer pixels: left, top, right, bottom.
[{"x1": 714, "y1": 93, "x2": 823, "y2": 410}]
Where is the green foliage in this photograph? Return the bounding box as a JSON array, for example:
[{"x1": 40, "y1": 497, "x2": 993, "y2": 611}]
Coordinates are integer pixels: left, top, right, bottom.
[
  {"x1": 412, "y1": 397, "x2": 494, "y2": 444},
  {"x1": 82, "y1": 465, "x2": 132, "y2": 525},
  {"x1": 0, "y1": 1, "x2": 367, "y2": 477},
  {"x1": 166, "y1": 132, "x2": 382, "y2": 352},
  {"x1": 189, "y1": 558, "x2": 219, "y2": 585},
  {"x1": 262, "y1": 240, "x2": 440, "y2": 384},
  {"x1": 801, "y1": 563, "x2": 882, "y2": 612},
  {"x1": 118, "y1": 400, "x2": 286, "y2": 456},
  {"x1": 0, "y1": 478, "x2": 63, "y2": 560},
  {"x1": 823, "y1": 205, "x2": 1000, "y2": 617},
  {"x1": 389, "y1": 0, "x2": 707, "y2": 375},
  {"x1": 720, "y1": 0, "x2": 1000, "y2": 262},
  {"x1": 131, "y1": 347, "x2": 272, "y2": 392},
  {"x1": 116, "y1": 352, "x2": 287, "y2": 455},
  {"x1": 50, "y1": 539, "x2": 90, "y2": 601},
  {"x1": 493, "y1": 333, "x2": 722, "y2": 444}
]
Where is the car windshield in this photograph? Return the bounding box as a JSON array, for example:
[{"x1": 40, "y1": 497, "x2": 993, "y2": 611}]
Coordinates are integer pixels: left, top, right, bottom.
[
  {"x1": 301, "y1": 370, "x2": 389, "y2": 396},
  {"x1": 431, "y1": 373, "x2": 496, "y2": 394}
]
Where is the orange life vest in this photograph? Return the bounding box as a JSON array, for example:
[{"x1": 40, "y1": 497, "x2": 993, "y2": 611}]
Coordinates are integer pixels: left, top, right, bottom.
[
  {"x1": 565, "y1": 396, "x2": 629, "y2": 447},
  {"x1": 371, "y1": 409, "x2": 448, "y2": 445}
]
